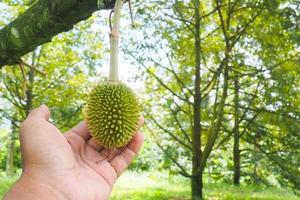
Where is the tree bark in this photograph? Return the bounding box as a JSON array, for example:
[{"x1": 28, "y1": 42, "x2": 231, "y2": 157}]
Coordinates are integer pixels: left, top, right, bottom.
[
  {"x1": 192, "y1": 174, "x2": 203, "y2": 200},
  {"x1": 191, "y1": 0, "x2": 202, "y2": 199},
  {"x1": 253, "y1": 132, "x2": 259, "y2": 184},
  {"x1": 0, "y1": 0, "x2": 115, "y2": 67},
  {"x1": 233, "y1": 74, "x2": 240, "y2": 185}
]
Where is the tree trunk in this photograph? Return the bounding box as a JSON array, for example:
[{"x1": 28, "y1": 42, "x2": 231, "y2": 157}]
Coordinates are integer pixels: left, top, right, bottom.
[
  {"x1": 5, "y1": 119, "x2": 17, "y2": 176},
  {"x1": 25, "y1": 51, "x2": 36, "y2": 115},
  {"x1": 0, "y1": 0, "x2": 115, "y2": 67},
  {"x1": 191, "y1": 0, "x2": 202, "y2": 199},
  {"x1": 253, "y1": 132, "x2": 259, "y2": 184},
  {"x1": 233, "y1": 74, "x2": 240, "y2": 185},
  {"x1": 192, "y1": 174, "x2": 203, "y2": 200}
]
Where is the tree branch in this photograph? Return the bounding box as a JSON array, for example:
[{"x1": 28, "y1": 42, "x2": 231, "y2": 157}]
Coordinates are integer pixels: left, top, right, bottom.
[
  {"x1": 146, "y1": 126, "x2": 192, "y2": 178},
  {"x1": 201, "y1": 58, "x2": 225, "y2": 99},
  {"x1": 230, "y1": 8, "x2": 263, "y2": 47},
  {"x1": 146, "y1": 111, "x2": 192, "y2": 151},
  {"x1": 149, "y1": 56, "x2": 193, "y2": 98},
  {"x1": 0, "y1": 0, "x2": 115, "y2": 67},
  {"x1": 165, "y1": 100, "x2": 192, "y2": 144},
  {"x1": 156, "y1": 141, "x2": 192, "y2": 178},
  {"x1": 0, "y1": 109, "x2": 20, "y2": 128},
  {"x1": 125, "y1": 49, "x2": 191, "y2": 104}
]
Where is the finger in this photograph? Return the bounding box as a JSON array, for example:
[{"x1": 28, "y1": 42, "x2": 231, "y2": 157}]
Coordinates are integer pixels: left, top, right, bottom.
[
  {"x1": 87, "y1": 137, "x2": 104, "y2": 151},
  {"x1": 67, "y1": 121, "x2": 91, "y2": 141},
  {"x1": 109, "y1": 132, "x2": 144, "y2": 176},
  {"x1": 100, "y1": 148, "x2": 123, "y2": 161},
  {"x1": 20, "y1": 104, "x2": 51, "y2": 136},
  {"x1": 25, "y1": 104, "x2": 50, "y2": 121},
  {"x1": 19, "y1": 105, "x2": 75, "y2": 167}
]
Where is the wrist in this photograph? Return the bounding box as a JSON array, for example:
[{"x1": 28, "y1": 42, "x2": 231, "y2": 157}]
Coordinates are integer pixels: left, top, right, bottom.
[{"x1": 4, "y1": 173, "x2": 68, "y2": 200}]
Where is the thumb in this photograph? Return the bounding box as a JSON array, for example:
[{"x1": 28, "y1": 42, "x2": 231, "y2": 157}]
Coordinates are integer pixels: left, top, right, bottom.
[
  {"x1": 20, "y1": 104, "x2": 52, "y2": 144},
  {"x1": 25, "y1": 104, "x2": 50, "y2": 121},
  {"x1": 20, "y1": 105, "x2": 67, "y2": 167}
]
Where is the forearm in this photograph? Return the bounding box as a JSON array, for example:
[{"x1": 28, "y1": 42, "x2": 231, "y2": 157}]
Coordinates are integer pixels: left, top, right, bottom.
[{"x1": 3, "y1": 173, "x2": 68, "y2": 200}]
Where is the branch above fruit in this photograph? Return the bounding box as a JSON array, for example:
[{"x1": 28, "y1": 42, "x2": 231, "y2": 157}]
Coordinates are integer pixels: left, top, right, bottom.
[{"x1": 0, "y1": 0, "x2": 116, "y2": 68}]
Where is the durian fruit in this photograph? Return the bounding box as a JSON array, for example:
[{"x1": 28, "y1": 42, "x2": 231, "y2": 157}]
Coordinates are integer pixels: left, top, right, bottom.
[
  {"x1": 84, "y1": 83, "x2": 139, "y2": 148},
  {"x1": 84, "y1": 0, "x2": 140, "y2": 148}
]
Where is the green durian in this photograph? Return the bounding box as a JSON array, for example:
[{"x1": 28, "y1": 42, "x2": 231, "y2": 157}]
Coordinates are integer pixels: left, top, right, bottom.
[
  {"x1": 84, "y1": 82, "x2": 140, "y2": 148},
  {"x1": 84, "y1": 0, "x2": 139, "y2": 148}
]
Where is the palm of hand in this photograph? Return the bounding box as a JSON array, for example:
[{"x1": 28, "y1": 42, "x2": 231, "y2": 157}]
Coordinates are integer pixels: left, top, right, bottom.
[{"x1": 20, "y1": 106, "x2": 143, "y2": 200}]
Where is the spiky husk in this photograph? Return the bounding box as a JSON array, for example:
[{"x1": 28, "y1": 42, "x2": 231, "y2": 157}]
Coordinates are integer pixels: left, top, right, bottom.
[{"x1": 84, "y1": 83, "x2": 139, "y2": 148}]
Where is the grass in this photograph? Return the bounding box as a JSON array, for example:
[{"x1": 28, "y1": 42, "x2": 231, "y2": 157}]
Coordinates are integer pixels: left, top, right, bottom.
[
  {"x1": 0, "y1": 171, "x2": 299, "y2": 200},
  {"x1": 112, "y1": 172, "x2": 299, "y2": 200},
  {"x1": 111, "y1": 172, "x2": 189, "y2": 200}
]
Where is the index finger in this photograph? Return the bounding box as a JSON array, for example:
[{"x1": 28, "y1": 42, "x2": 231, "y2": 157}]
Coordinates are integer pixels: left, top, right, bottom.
[{"x1": 65, "y1": 121, "x2": 91, "y2": 140}]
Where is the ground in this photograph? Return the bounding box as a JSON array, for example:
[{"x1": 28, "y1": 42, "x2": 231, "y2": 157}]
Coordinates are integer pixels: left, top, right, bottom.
[{"x1": 0, "y1": 171, "x2": 299, "y2": 200}]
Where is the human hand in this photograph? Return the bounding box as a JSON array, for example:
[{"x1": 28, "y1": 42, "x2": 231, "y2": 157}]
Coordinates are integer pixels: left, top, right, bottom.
[{"x1": 4, "y1": 105, "x2": 144, "y2": 200}]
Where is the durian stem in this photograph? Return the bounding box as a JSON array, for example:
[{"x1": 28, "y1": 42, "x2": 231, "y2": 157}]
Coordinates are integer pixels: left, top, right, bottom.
[{"x1": 109, "y1": 0, "x2": 123, "y2": 83}]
